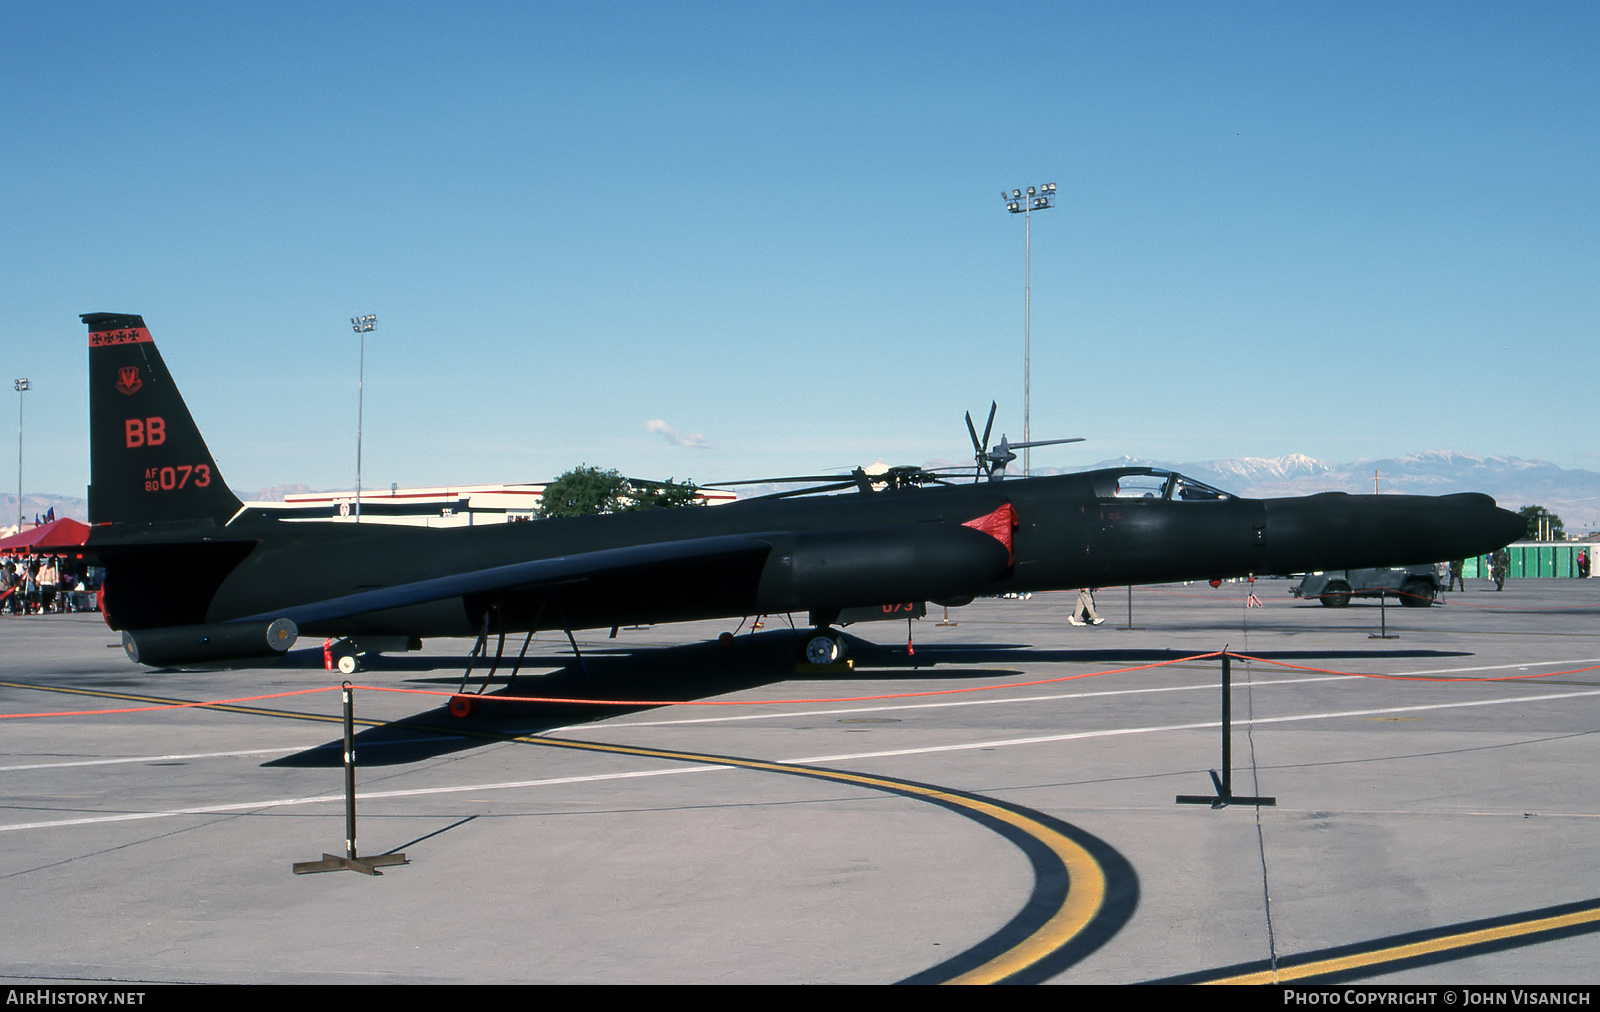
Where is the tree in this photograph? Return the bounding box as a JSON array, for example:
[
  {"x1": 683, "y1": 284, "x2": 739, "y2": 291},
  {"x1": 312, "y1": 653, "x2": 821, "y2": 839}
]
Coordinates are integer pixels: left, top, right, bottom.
[
  {"x1": 1516, "y1": 505, "x2": 1564, "y2": 541},
  {"x1": 536, "y1": 466, "x2": 629, "y2": 518},
  {"x1": 626, "y1": 477, "x2": 704, "y2": 510},
  {"x1": 536, "y1": 466, "x2": 703, "y2": 518}
]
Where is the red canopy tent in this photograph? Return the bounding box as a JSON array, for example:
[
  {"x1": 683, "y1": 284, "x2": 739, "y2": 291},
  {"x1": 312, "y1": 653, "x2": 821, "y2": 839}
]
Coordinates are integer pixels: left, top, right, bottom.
[{"x1": 0, "y1": 518, "x2": 91, "y2": 553}]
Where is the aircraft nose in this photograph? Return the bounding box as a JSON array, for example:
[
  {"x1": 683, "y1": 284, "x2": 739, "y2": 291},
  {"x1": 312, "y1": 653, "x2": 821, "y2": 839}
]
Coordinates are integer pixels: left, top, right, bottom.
[
  {"x1": 1262, "y1": 492, "x2": 1526, "y2": 574},
  {"x1": 1467, "y1": 493, "x2": 1528, "y2": 549}
]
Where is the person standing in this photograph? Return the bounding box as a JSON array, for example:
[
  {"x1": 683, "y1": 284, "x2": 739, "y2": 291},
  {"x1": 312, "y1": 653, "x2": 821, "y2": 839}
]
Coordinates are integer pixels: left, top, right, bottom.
[
  {"x1": 1069, "y1": 587, "x2": 1104, "y2": 626},
  {"x1": 1448, "y1": 559, "x2": 1465, "y2": 592},
  {"x1": 37, "y1": 558, "x2": 58, "y2": 613},
  {"x1": 58, "y1": 560, "x2": 77, "y2": 612},
  {"x1": 23, "y1": 562, "x2": 39, "y2": 614}
]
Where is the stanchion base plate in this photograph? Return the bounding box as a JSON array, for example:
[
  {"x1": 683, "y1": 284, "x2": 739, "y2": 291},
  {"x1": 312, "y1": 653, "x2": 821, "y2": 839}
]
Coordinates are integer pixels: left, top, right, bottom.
[
  {"x1": 1176, "y1": 795, "x2": 1277, "y2": 809},
  {"x1": 293, "y1": 852, "x2": 409, "y2": 876}
]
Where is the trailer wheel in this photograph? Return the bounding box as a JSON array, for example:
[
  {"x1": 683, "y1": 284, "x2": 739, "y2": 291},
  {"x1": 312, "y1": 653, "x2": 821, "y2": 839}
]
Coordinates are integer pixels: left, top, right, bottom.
[{"x1": 1400, "y1": 580, "x2": 1435, "y2": 607}]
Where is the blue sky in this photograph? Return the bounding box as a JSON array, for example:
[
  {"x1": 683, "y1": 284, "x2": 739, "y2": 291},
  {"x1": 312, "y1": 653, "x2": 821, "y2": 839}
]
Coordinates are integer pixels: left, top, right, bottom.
[{"x1": 4, "y1": 2, "x2": 1595, "y2": 500}]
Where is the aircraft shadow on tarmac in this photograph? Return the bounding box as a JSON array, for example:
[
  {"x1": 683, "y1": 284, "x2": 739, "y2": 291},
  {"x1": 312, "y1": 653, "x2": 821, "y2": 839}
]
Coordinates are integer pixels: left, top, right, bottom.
[{"x1": 263, "y1": 629, "x2": 1471, "y2": 769}]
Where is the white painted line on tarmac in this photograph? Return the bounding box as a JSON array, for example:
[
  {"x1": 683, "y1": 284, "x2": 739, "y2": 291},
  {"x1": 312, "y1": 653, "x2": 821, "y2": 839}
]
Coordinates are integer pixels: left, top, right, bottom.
[
  {"x1": 9, "y1": 659, "x2": 1586, "y2": 771},
  {"x1": 584, "y1": 675, "x2": 1352, "y2": 729},
  {"x1": 6, "y1": 685, "x2": 1598, "y2": 835},
  {"x1": 788, "y1": 686, "x2": 1600, "y2": 765},
  {"x1": 580, "y1": 655, "x2": 1600, "y2": 731},
  {"x1": 1393, "y1": 657, "x2": 1600, "y2": 676},
  {"x1": 0, "y1": 764, "x2": 724, "y2": 833},
  {"x1": 0, "y1": 747, "x2": 305, "y2": 772},
  {"x1": 0, "y1": 735, "x2": 465, "y2": 773}
]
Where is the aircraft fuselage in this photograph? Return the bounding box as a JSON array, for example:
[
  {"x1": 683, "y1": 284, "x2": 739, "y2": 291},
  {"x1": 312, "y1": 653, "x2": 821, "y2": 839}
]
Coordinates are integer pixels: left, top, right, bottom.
[{"x1": 94, "y1": 470, "x2": 1522, "y2": 639}]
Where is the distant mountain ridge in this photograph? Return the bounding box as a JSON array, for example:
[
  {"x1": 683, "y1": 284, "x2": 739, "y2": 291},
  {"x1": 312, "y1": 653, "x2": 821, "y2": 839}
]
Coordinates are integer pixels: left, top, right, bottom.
[
  {"x1": 10, "y1": 451, "x2": 1599, "y2": 534},
  {"x1": 2, "y1": 492, "x2": 88, "y2": 530}
]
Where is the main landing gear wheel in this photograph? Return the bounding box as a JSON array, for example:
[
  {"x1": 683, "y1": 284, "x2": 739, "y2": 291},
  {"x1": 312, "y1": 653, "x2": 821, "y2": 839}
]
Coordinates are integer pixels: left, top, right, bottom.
[
  {"x1": 804, "y1": 631, "x2": 847, "y2": 665},
  {"x1": 336, "y1": 653, "x2": 361, "y2": 675}
]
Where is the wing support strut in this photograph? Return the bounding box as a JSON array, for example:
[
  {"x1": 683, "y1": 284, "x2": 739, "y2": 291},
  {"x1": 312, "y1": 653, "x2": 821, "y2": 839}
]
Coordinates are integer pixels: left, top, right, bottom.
[
  {"x1": 453, "y1": 594, "x2": 589, "y2": 717},
  {"x1": 456, "y1": 605, "x2": 507, "y2": 712}
]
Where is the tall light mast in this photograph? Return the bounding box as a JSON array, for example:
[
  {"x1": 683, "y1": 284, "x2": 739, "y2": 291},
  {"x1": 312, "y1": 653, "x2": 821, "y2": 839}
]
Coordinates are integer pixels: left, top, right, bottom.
[
  {"x1": 350, "y1": 315, "x2": 376, "y2": 523},
  {"x1": 13, "y1": 378, "x2": 27, "y2": 530},
  {"x1": 1001, "y1": 182, "x2": 1056, "y2": 476}
]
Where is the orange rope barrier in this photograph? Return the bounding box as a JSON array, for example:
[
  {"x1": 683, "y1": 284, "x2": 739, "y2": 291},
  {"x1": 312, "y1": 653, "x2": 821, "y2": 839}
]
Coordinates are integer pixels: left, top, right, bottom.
[
  {"x1": 353, "y1": 651, "x2": 1226, "y2": 709},
  {"x1": 5, "y1": 647, "x2": 1592, "y2": 721},
  {"x1": 0, "y1": 685, "x2": 339, "y2": 720},
  {"x1": 0, "y1": 653, "x2": 1226, "y2": 720}
]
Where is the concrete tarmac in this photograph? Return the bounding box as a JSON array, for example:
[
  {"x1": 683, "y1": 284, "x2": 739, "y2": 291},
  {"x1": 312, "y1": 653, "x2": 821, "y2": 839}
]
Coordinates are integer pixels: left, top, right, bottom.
[{"x1": 1, "y1": 578, "x2": 1596, "y2": 984}]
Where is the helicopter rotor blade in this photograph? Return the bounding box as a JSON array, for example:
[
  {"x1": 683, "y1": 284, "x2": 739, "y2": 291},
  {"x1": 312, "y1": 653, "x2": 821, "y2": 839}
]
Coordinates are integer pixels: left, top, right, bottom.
[
  {"x1": 1007, "y1": 436, "x2": 1085, "y2": 449},
  {"x1": 700, "y1": 473, "x2": 853, "y2": 488},
  {"x1": 735, "y1": 480, "x2": 861, "y2": 502}
]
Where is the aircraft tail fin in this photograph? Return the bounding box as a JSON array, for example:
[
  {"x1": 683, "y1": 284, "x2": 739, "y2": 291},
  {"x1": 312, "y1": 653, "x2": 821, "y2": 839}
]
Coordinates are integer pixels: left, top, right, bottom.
[{"x1": 84, "y1": 313, "x2": 243, "y2": 527}]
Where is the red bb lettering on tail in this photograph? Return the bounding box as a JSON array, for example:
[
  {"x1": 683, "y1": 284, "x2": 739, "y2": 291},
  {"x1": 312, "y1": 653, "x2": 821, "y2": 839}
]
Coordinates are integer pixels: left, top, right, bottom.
[{"x1": 123, "y1": 417, "x2": 166, "y2": 448}]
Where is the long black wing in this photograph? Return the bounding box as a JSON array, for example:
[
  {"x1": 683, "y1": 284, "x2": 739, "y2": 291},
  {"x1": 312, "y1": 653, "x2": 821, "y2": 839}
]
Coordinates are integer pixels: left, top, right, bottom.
[{"x1": 241, "y1": 532, "x2": 778, "y2": 627}]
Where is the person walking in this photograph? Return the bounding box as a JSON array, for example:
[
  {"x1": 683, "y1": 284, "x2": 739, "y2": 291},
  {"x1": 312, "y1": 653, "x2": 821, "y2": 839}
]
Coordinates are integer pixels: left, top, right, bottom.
[
  {"x1": 1069, "y1": 587, "x2": 1104, "y2": 626},
  {"x1": 1491, "y1": 548, "x2": 1509, "y2": 591}
]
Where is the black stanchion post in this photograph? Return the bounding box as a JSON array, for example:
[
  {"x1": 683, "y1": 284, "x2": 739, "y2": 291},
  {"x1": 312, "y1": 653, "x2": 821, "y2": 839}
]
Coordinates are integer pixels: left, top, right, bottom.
[
  {"x1": 1177, "y1": 651, "x2": 1276, "y2": 809},
  {"x1": 343, "y1": 683, "x2": 357, "y2": 860},
  {"x1": 1220, "y1": 653, "x2": 1231, "y2": 796},
  {"x1": 293, "y1": 682, "x2": 409, "y2": 876},
  {"x1": 1370, "y1": 591, "x2": 1398, "y2": 639},
  {"x1": 1118, "y1": 584, "x2": 1142, "y2": 631}
]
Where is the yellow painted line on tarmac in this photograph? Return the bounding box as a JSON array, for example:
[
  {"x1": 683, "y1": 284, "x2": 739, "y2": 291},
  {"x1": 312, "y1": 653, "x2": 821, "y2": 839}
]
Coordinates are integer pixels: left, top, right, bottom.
[
  {"x1": 2, "y1": 678, "x2": 1120, "y2": 984},
  {"x1": 1202, "y1": 902, "x2": 1600, "y2": 984},
  {"x1": 508, "y1": 734, "x2": 1111, "y2": 985},
  {"x1": 0, "y1": 679, "x2": 368, "y2": 726},
  {"x1": 935, "y1": 801, "x2": 1105, "y2": 984}
]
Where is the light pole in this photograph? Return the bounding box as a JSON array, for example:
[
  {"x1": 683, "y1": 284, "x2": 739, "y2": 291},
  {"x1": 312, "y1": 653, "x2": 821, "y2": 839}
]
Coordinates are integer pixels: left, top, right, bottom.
[
  {"x1": 1001, "y1": 182, "x2": 1056, "y2": 476},
  {"x1": 350, "y1": 315, "x2": 376, "y2": 523},
  {"x1": 13, "y1": 378, "x2": 27, "y2": 530}
]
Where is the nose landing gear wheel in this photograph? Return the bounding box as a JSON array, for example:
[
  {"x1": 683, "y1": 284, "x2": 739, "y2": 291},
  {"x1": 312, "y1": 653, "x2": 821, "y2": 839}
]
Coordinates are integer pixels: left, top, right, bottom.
[{"x1": 336, "y1": 653, "x2": 360, "y2": 675}]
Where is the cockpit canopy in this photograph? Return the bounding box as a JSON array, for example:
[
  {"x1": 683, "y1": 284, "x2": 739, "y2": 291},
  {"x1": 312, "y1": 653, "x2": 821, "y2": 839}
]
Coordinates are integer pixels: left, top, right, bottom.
[{"x1": 1089, "y1": 467, "x2": 1234, "y2": 502}]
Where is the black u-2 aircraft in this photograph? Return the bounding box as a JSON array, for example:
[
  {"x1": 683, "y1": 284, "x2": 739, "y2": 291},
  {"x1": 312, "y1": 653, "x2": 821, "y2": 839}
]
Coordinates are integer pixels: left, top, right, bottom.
[{"x1": 82, "y1": 312, "x2": 1524, "y2": 670}]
